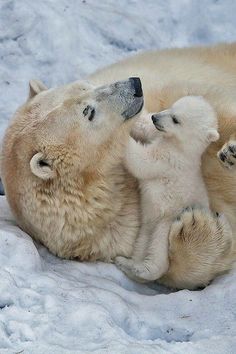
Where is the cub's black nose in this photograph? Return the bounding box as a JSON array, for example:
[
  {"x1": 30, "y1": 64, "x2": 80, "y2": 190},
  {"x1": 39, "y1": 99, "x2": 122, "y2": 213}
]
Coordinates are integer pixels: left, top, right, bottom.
[
  {"x1": 151, "y1": 114, "x2": 158, "y2": 124},
  {"x1": 129, "y1": 77, "x2": 143, "y2": 97}
]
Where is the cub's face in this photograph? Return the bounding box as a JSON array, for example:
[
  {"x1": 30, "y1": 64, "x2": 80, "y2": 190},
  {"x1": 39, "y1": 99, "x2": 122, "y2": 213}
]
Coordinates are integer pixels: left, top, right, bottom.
[
  {"x1": 2, "y1": 78, "x2": 143, "y2": 183},
  {"x1": 151, "y1": 96, "x2": 219, "y2": 147}
]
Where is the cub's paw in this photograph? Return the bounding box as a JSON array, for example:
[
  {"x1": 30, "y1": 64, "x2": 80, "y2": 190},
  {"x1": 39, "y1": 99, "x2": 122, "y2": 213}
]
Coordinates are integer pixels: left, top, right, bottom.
[
  {"x1": 115, "y1": 256, "x2": 164, "y2": 282},
  {"x1": 217, "y1": 140, "x2": 236, "y2": 169},
  {"x1": 115, "y1": 256, "x2": 150, "y2": 283}
]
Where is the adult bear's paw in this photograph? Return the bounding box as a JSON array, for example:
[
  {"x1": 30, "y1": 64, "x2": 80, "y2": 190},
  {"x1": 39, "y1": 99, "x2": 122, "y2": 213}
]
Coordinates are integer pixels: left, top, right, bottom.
[
  {"x1": 217, "y1": 140, "x2": 236, "y2": 169},
  {"x1": 169, "y1": 207, "x2": 217, "y2": 243},
  {"x1": 169, "y1": 207, "x2": 231, "y2": 249},
  {"x1": 160, "y1": 207, "x2": 234, "y2": 290}
]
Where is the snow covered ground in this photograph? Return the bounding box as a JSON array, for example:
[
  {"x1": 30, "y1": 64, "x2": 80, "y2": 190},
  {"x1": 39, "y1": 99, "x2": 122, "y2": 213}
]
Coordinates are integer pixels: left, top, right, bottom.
[{"x1": 1, "y1": 0, "x2": 236, "y2": 353}]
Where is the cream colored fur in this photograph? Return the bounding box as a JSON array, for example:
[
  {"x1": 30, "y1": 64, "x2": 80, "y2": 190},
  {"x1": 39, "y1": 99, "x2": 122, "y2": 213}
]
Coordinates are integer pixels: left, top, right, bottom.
[
  {"x1": 2, "y1": 43, "x2": 236, "y2": 289},
  {"x1": 1, "y1": 80, "x2": 142, "y2": 262}
]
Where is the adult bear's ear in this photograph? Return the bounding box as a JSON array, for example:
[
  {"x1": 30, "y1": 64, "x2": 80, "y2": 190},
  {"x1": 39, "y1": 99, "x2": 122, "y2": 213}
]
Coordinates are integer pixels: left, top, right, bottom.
[
  {"x1": 28, "y1": 79, "x2": 48, "y2": 99},
  {"x1": 30, "y1": 152, "x2": 55, "y2": 180},
  {"x1": 207, "y1": 129, "x2": 219, "y2": 143}
]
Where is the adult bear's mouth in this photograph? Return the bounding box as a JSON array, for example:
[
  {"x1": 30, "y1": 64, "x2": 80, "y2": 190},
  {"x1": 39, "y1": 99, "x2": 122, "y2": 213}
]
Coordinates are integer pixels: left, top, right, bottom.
[
  {"x1": 122, "y1": 98, "x2": 144, "y2": 120},
  {"x1": 122, "y1": 77, "x2": 144, "y2": 120},
  {"x1": 94, "y1": 77, "x2": 144, "y2": 120}
]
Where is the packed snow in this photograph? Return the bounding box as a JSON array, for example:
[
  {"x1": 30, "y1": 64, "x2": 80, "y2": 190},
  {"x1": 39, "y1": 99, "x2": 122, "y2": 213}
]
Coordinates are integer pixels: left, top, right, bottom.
[{"x1": 1, "y1": 0, "x2": 236, "y2": 353}]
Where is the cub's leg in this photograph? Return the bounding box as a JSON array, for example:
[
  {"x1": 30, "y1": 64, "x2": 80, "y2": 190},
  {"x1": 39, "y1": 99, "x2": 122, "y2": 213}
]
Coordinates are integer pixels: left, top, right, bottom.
[
  {"x1": 217, "y1": 136, "x2": 236, "y2": 169},
  {"x1": 116, "y1": 220, "x2": 170, "y2": 282},
  {"x1": 128, "y1": 210, "x2": 159, "y2": 261},
  {"x1": 115, "y1": 222, "x2": 152, "y2": 282},
  {"x1": 115, "y1": 217, "x2": 156, "y2": 282},
  {"x1": 128, "y1": 222, "x2": 153, "y2": 261},
  {"x1": 159, "y1": 207, "x2": 234, "y2": 289},
  {"x1": 125, "y1": 137, "x2": 169, "y2": 180}
]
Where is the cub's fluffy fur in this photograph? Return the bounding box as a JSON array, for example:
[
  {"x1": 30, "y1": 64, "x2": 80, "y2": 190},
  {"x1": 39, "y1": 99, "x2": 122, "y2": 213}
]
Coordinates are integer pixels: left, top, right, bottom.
[{"x1": 116, "y1": 96, "x2": 231, "y2": 283}]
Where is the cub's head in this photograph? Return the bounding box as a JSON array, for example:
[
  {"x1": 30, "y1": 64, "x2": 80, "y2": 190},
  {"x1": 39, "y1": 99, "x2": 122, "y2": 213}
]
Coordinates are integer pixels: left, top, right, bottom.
[
  {"x1": 151, "y1": 96, "x2": 219, "y2": 149},
  {"x1": 1, "y1": 78, "x2": 143, "y2": 233}
]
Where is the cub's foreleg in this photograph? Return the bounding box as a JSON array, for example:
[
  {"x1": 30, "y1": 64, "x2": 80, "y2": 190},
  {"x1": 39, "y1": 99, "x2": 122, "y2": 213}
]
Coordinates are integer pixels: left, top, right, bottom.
[
  {"x1": 116, "y1": 220, "x2": 170, "y2": 282},
  {"x1": 125, "y1": 137, "x2": 169, "y2": 180},
  {"x1": 130, "y1": 112, "x2": 157, "y2": 144}
]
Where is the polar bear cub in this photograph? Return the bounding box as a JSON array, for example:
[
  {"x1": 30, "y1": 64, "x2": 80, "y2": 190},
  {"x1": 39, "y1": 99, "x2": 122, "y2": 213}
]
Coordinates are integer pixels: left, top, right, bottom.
[{"x1": 116, "y1": 96, "x2": 219, "y2": 282}]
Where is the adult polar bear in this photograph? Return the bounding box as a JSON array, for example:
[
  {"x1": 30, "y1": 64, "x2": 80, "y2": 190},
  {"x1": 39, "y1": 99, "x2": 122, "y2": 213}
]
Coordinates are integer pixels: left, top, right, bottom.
[{"x1": 2, "y1": 43, "x2": 236, "y2": 289}]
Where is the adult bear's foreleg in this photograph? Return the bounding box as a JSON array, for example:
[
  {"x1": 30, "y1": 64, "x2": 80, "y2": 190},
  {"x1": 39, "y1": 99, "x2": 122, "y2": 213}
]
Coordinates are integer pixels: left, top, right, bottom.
[{"x1": 217, "y1": 135, "x2": 236, "y2": 169}]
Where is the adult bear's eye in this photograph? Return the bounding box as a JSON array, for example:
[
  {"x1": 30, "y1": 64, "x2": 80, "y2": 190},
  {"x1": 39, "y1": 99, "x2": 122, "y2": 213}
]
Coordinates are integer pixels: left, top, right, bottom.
[
  {"x1": 83, "y1": 105, "x2": 95, "y2": 121},
  {"x1": 172, "y1": 115, "x2": 180, "y2": 124}
]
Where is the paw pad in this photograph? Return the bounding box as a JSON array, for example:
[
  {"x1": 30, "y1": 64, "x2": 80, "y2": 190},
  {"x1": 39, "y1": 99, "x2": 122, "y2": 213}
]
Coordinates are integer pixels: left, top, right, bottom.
[{"x1": 217, "y1": 141, "x2": 236, "y2": 169}]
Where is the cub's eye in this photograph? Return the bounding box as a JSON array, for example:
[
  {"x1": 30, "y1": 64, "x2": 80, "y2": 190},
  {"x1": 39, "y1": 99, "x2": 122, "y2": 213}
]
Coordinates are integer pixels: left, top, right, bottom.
[
  {"x1": 83, "y1": 105, "x2": 95, "y2": 121},
  {"x1": 172, "y1": 115, "x2": 180, "y2": 124}
]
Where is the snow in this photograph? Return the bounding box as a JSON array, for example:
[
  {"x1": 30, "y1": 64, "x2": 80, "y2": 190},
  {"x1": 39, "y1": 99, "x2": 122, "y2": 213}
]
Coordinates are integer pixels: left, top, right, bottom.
[
  {"x1": 1, "y1": 198, "x2": 236, "y2": 354},
  {"x1": 1, "y1": 0, "x2": 236, "y2": 137},
  {"x1": 0, "y1": 0, "x2": 236, "y2": 353}
]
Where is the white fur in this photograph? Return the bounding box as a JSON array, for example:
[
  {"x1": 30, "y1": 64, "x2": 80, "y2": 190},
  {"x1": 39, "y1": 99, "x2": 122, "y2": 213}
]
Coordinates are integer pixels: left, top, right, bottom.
[{"x1": 116, "y1": 96, "x2": 219, "y2": 282}]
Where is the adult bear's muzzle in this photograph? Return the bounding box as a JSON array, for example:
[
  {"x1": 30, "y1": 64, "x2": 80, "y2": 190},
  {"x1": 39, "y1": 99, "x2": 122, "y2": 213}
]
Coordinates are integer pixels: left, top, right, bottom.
[{"x1": 94, "y1": 77, "x2": 144, "y2": 121}]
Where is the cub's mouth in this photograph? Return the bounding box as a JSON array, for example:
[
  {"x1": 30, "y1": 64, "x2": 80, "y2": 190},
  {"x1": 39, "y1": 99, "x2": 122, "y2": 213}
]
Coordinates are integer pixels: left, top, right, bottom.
[{"x1": 154, "y1": 124, "x2": 165, "y2": 132}]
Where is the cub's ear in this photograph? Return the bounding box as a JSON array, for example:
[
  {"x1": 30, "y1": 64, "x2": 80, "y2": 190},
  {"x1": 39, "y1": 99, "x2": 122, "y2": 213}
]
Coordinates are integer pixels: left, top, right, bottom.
[
  {"x1": 207, "y1": 129, "x2": 219, "y2": 142},
  {"x1": 30, "y1": 152, "x2": 55, "y2": 180},
  {"x1": 29, "y1": 80, "x2": 48, "y2": 99}
]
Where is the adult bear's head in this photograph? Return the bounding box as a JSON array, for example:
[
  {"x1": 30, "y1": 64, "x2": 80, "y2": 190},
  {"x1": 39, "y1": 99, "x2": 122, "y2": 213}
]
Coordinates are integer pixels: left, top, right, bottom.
[{"x1": 1, "y1": 78, "x2": 143, "y2": 253}]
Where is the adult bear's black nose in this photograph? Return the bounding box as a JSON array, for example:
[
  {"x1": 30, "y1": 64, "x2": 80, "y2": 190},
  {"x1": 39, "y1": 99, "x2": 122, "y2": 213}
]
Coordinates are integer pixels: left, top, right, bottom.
[
  {"x1": 129, "y1": 77, "x2": 143, "y2": 97},
  {"x1": 0, "y1": 179, "x2": 5, "y2": 195}
]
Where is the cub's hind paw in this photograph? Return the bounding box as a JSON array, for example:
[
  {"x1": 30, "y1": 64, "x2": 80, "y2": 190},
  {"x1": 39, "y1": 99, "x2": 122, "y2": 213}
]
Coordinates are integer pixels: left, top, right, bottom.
[
  {"x1": 115, "y1": 256, "x2": 136, "y2": 277},
  {"x1": 217, "y1": 140, "x2": 236, "y2": 169},
  {"x1": 115, "y1": 256, "x2": 151, "y2": 283}
]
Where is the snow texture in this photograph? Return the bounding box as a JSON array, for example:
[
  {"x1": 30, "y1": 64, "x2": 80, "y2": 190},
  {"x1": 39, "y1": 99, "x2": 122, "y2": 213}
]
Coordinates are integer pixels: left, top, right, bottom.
[{"x1": 0, "y1": 0, "x2": 236, "y2": 353}]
